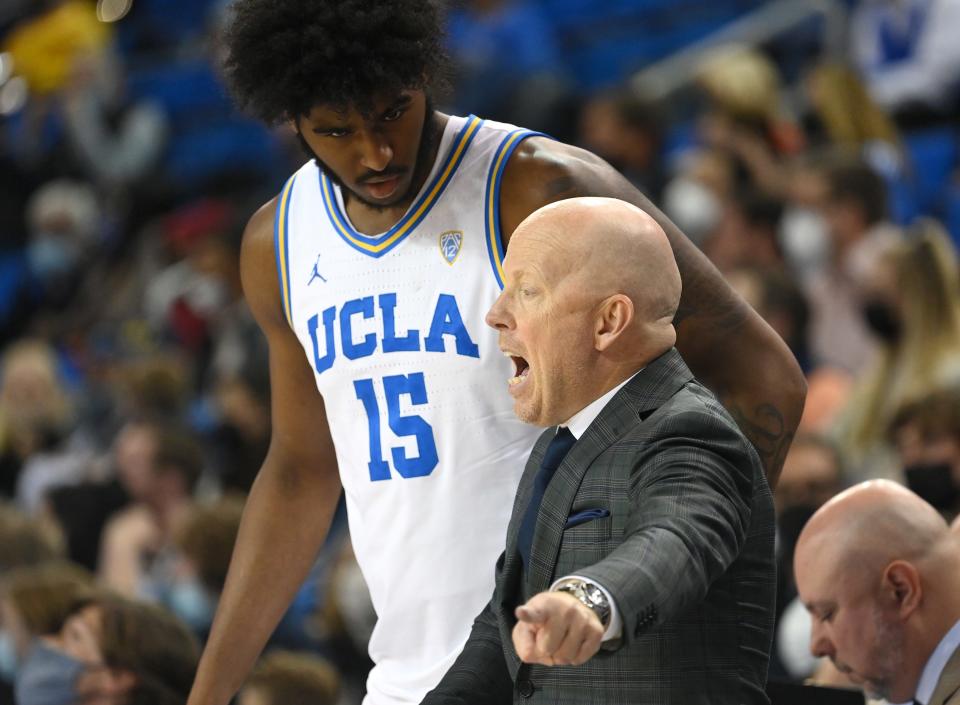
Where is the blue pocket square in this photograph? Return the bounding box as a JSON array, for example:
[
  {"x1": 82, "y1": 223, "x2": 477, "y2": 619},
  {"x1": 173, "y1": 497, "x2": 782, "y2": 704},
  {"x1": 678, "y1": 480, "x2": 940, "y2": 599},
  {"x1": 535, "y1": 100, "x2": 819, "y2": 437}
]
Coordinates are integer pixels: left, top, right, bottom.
[{"x1": 564, "y1": 508, "x2": 610, "y2": 529}]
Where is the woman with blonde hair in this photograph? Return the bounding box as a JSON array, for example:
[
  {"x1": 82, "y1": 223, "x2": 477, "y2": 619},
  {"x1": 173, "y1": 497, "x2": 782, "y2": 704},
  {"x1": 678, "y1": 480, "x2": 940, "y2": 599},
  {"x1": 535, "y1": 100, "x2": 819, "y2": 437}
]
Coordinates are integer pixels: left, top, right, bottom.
[
  {"x1": 0, "y1": 339, "x2": 74, "y2": 500},
  {"x1": 838, "y1": 219, "x2": 960, "y2": 479}
]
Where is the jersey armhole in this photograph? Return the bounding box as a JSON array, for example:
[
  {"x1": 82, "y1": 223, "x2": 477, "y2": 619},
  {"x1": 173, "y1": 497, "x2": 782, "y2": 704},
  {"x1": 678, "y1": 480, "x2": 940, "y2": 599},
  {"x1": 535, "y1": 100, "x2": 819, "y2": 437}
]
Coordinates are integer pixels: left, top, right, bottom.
[
  {"x1": 483, "y1": 129, "x2": 548, "y2": 289},
  {"x1": 273, "y1": 174, "x2": 298, "y2": 328}
]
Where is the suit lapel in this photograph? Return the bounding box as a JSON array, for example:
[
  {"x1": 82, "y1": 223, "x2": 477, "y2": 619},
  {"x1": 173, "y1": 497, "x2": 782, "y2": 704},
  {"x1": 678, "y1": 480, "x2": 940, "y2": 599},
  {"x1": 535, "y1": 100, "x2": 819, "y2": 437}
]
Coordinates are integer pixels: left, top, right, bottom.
[
  {"x1": 525, "y1": 348, "x2": 694, "y2": 591},
  {"x1": 928, "y1": 644, "x2": 960, "y2": 705}
]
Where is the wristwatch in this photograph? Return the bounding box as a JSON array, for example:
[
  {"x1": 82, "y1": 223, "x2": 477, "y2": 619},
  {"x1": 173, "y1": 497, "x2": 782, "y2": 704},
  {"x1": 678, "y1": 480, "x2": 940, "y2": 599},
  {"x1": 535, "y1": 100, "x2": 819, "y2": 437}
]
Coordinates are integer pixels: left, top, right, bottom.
[{"x1": 552, "y1": 578, "x2": 611, "y2": 628}]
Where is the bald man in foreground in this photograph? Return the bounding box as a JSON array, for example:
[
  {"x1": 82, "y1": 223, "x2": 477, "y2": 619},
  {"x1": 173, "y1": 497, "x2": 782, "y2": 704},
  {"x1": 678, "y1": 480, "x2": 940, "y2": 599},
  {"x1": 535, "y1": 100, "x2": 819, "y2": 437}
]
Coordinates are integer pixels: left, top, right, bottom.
[
  {"x1": 795, "y1": 480, "x2": 960, "y2": 705},
  {"x1": 422, "y1": 198, "x2": 777, "y2": 705}
]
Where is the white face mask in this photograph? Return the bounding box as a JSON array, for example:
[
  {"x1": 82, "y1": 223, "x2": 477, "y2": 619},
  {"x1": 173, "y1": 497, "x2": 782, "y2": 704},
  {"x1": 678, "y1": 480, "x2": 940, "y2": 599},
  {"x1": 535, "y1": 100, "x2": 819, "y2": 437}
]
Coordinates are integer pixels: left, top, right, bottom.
[
  {"x1": 778, "y1": 206, "x2": 829, "y2": 275},
  {"x1": 661, "y1": 176, "x2": 721, "y2": 247}
]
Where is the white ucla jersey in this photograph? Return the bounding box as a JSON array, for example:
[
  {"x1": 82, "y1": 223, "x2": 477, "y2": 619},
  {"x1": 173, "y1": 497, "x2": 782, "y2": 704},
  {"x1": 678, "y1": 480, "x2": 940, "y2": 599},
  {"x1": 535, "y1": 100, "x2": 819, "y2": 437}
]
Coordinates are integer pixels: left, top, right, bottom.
[{"x1": 275, "y1": 115, "x2": 543, "y2": 705}]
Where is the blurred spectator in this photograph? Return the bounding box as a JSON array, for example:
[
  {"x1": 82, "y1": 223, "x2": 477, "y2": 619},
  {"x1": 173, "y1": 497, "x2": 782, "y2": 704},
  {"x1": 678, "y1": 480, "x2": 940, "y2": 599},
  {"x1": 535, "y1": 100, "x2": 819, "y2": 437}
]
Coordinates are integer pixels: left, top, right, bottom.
[
  {"x1": 23, "y1": 179, "x2": 104, "y2": 316},
  {"x1": 804, "y1": 63, "x2": 900, "y2": 150},
  {"x1": 43, "y1": 480, "x2": 127, "y2": 573},
  {"x1": 16, "y1": 594, "x2": 199, "y2": 705},
  {"x1": 114, "y1": 354, "x2": 192, "y2": 427},
  {"x1": 771, "y1": 434, "x2": 846, "y2": 683},
  {"x1": 144, "y1": 200, "x2": 237, "y2": 362},
  {"x1": 0, "y1": 502, "x2": 64, "y2": 571},
  {"x1": 238, "y1": 650, "x2": 339, "y2": 705},
  {"x1": 40, "y1": 414, "x2": 184, "y2": 573},
  {"x1": 889, "y1": 387, "x2": 960, "y2": 521},
  {"x1": 849, "y1": 0, "x2": 960, "y2": 126},
  {"x1": 801, "y1": 61, "x2": 911, "y2": 227},
  {"x1": 799, "y1": 366, "x2": 856, "y2": 436},
  {"x1": 695, "y1": 44, "x2": 804, "y2": 196},
  {"x1": 166, "y1": 494, "x2": 244, "y2": 636},
  {"x1": 2, "y1": 1, "x2": 109, "y2": 97},
  {"x1": 98, "y1": 423, "x2": 202, "y2": 600},
  {"x1": 0, "y1": 338, "x2": 95, "y2": 512},
  {"x1": 662, "y1": 147, "x2": 736, "y2": 247},
  {"x1": 778, "y1": 153, "x2": 832, "y2": 281},
  {"x1": 209, "y1": 366, "x2": 268, "y2": 493},
  {"x1": 0, "y1": 561, "x2": 97, "y2": 686},
  {"x1": 61, "y1": 50, "x2": 169, "y2": 204},
  {"x1": 726, "y1": 265, "x2": 811, "y2": 372},
  {"x1": 704, "y1": 187, "x2": 786, "y2": 274},
  {"x1": 577, "y1": 86, "x2": 665, "y2": 199},
  {"x1": 774, "y1": 435, "x2": 845, "y2": 534},
  {"x1": 805, "y1": 154, "x2": 900, "y2": 374},
  {"x1": 2, "y1": 0, "x2": 112, "y2": 171},
  {"x1": 0, "y1": 339, "x2": 71, "y2": 486},
  {"x1": 837, "y1": 219, "x2": 960, "y2": 480}
]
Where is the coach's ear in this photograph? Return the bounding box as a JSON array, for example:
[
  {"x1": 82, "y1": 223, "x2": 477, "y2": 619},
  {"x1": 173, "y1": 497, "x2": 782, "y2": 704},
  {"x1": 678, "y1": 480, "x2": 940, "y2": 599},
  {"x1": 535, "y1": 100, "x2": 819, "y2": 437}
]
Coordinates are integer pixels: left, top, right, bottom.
[{"x1": 594, "y1": 294, "x2": 633, "y2": 352}]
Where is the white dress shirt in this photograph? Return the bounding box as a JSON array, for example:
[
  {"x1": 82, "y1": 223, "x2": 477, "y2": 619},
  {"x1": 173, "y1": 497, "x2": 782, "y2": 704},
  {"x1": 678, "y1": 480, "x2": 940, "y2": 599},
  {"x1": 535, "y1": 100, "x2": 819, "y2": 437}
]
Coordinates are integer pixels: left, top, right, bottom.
[{"x1": 548, "y1": 371, "x2": 641, "y2": 642}]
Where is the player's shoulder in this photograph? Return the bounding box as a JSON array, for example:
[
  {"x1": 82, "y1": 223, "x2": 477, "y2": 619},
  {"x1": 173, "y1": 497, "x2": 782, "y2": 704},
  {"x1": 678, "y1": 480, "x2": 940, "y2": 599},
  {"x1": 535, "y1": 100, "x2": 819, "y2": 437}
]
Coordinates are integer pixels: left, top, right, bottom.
[
  {"x1": 497, "y1": 136, "x2": 625, "y2": 241},
  {"x1": 242, "y1": 195, "x2": 281, "y2": 259},
  {"x1": 238, "y1": 194, "x2": 287, "y2": 323},
  {"x1": 507, "y1": 135, "x2": 608, "y2": 174}
]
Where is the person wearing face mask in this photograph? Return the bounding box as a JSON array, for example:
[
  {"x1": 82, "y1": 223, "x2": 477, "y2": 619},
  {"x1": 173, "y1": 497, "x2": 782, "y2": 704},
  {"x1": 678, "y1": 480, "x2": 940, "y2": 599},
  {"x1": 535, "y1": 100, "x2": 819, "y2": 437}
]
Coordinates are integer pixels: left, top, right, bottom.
[
  {"x1": 889, "y1": 387, "x2": 960, "y2": 521},
  {"x1": 835, "y1": 219, "x2": 960, "y2": 482},
  {"x1": 16, "y1": 595, "x2": 199, "y2": 705},
  {"x1": 805, "y1": 155, "x2": 901, "y2": 376},
  {"x1": 165, "y1": 496, "x2": 245, "y2": 639},
  {"x1": 0, "y1": 561, "x2": 98, "y2": 700}
]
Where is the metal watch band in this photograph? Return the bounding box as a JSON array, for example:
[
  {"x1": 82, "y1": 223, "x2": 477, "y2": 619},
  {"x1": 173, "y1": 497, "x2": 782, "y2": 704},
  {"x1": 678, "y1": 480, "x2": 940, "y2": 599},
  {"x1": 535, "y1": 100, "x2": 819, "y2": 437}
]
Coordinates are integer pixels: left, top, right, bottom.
[{"x1": 553, "y1": 578, "x2": 611, "y2": 628}]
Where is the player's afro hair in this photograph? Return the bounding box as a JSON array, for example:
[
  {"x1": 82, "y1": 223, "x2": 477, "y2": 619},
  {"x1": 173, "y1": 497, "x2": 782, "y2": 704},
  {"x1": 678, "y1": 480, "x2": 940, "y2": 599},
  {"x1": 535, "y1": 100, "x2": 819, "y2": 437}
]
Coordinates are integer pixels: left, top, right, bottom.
[{"x1": 222, "y1": 0, "x2": 448, "y2": 125}]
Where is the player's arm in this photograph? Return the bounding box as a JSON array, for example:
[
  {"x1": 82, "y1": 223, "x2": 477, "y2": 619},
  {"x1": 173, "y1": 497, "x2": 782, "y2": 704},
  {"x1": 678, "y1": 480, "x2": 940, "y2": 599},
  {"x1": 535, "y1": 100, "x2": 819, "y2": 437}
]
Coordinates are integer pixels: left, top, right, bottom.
[
  {"x1": 187, "y1": 199, "x2": 343, "y2": 705},
  {"x1": 499, "y1": 139, "x2": 805, "y2": 487}
]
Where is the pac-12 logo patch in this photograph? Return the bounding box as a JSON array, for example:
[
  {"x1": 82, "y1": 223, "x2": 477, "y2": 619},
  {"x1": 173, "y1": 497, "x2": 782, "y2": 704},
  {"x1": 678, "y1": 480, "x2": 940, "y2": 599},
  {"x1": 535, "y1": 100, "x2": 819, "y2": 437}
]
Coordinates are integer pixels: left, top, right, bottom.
[{"x1": 439, "y1": 230, "x2": 463, "y2": 265}]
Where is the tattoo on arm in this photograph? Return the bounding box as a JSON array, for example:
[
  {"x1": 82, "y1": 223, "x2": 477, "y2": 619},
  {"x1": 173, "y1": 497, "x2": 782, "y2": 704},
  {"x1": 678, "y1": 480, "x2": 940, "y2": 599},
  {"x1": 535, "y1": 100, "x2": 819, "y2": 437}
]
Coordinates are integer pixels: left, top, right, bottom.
[{"x1": 722, "y1": 400, "x2": 792, "y2": 487}]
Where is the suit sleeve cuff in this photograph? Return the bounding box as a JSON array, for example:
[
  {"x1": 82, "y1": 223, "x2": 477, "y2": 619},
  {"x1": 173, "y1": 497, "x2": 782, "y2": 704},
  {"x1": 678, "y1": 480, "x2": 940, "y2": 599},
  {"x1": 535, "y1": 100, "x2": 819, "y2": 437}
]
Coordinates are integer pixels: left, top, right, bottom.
[{"x1": 550, "y1": 574, "x2": 623, "y2": 642}]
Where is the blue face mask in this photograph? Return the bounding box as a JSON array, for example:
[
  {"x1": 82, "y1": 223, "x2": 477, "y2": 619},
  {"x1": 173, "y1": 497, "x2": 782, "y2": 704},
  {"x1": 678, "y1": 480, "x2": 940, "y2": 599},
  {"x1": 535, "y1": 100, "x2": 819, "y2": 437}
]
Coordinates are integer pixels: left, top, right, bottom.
[
  {"x1": 167, "y1": 579, "x2": 216, "y2": 633},
  {"x1": 26, "y1": 235, "x2": 80, "y2": 284},
  {"x1": 15, "y1": 640, "x2": 85, "y2": 705},
  {"x1": 0, "y1": 629, "x2": 17, "y2": 682}
]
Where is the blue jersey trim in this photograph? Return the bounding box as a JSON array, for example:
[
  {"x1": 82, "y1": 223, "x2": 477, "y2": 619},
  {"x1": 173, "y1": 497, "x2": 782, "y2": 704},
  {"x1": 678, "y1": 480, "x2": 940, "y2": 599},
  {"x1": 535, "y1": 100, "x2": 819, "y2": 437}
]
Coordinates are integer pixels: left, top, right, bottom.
[
  {"x1": 483, "y1": 129, "x2": 546, "y2": 289},
  {"x1": 273, "y1": 174, "x2": 297, "y2": 326}
]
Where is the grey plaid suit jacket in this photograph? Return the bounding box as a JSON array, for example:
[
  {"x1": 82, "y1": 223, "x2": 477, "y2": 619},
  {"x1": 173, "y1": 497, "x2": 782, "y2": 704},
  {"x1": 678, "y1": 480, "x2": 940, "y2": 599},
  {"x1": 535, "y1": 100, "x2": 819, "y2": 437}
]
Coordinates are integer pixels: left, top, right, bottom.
[{"x1": 423, "y1": 348, "x2": 776, "y2": 705}]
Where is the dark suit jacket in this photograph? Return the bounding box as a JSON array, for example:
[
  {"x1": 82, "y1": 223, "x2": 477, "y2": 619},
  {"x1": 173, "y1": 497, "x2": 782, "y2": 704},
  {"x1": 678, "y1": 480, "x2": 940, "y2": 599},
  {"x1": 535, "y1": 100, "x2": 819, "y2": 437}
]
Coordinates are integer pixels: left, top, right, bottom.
[{"x1": 423, "y1": 348, "x2": 776, "y2": 704}]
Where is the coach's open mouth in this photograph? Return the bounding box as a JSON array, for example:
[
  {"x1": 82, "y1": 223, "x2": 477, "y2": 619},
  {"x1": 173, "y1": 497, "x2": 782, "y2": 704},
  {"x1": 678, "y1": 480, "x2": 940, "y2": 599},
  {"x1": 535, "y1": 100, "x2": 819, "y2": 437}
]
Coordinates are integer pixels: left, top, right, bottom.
[{"x1": 505, "y1": 352, "x2": 530, "y2": 386}]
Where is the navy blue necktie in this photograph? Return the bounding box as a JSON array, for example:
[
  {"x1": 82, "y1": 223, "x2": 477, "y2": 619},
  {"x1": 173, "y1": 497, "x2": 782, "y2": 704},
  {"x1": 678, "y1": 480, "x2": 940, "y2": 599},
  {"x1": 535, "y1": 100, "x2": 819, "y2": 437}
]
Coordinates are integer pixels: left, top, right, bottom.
[{"x1": 517, "y1": 427, "x2": 576, "y2": 571}]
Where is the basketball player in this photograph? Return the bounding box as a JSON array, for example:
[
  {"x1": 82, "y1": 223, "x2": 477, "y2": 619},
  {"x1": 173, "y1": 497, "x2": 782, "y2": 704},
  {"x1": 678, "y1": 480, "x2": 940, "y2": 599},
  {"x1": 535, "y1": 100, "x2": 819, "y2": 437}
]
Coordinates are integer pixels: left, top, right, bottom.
[{"x1": 187, "y1": 2, "x2": 805, "y2": 705}]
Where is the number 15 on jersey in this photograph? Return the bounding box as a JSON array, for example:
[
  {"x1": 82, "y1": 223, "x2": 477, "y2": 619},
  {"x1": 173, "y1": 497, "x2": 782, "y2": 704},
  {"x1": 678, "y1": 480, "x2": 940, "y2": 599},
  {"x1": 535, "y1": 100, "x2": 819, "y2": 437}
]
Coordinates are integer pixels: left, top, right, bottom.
[{"x1": 353, "y1": 373, "x2": 439, "y2": 481}]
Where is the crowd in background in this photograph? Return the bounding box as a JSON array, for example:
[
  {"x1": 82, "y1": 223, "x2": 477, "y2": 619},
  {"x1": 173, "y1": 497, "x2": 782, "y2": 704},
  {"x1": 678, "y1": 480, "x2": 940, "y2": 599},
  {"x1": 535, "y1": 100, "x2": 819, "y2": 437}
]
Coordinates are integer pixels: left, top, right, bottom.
[{"x1": 0, "y1": 0, "x2": 959, "y2": 703}]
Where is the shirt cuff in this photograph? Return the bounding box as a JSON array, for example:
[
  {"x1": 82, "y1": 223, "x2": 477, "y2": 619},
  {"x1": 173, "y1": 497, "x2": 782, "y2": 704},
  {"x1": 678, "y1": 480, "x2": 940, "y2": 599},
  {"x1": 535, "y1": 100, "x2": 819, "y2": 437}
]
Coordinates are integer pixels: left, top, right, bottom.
[{"x1": 550, "y1": 575, "x2": 623, "y2": 642}]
